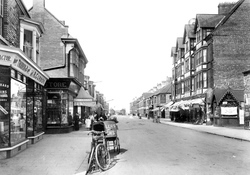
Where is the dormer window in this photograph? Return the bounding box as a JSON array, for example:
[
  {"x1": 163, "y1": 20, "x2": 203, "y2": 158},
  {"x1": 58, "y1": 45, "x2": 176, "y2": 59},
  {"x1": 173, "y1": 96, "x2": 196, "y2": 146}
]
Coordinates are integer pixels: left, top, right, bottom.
[
  {"x1": 19, "y1": 17, "x2": 44, "y2": 66},
  {"x1": 23, "y1": 30, "x2": 33, "y2": 59}
]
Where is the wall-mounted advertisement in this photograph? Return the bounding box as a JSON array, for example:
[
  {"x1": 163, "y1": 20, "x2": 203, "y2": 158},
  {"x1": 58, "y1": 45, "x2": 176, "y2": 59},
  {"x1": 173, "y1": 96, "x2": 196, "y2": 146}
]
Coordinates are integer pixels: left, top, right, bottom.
[{"x1": 221, "y1": 107, "x2": 237, "y2": 116}]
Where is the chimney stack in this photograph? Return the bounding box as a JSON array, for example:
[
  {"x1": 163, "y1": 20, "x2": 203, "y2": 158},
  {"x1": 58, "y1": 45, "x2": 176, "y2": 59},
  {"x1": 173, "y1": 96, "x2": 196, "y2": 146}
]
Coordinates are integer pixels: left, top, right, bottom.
[{"x1": 218, "y1": 2, "x2": 236, "y2": 15}]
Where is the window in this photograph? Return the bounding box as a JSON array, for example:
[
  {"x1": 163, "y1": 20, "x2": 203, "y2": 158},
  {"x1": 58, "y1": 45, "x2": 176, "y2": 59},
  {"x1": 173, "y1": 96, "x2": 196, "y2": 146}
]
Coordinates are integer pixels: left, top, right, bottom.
[
  {"x1": 181, "y1": 82, "x2": 184, "y2": 94},
  {"x1": 196, "y1": 72, "x2": 203, "y2": 89},
  {"x1": 10, "y1": 79, "x2": 26, "y2": 146},
  {"x1": 185, "y1": 41, "x2": 189, "y2": 52},
  {"x1": 190, "y1": 39, "x2": 195, "y2": 49},
  {"x1": 203, "y1": 49, "x2": 207, "y2": 63},
  {"x1": 196, "y1": 29, "x2": 202, "y2": 42},
  {"x1": 185, "y1": 58, "x2": 190, "y2": 73},
  {"x1": 191, "y1": 56, "x2": 195, "y2": 69},
  {"x1": 203, "y1": 72, "x2": 207, "y2": 88},
  {"x1": 191, "y1": 77, "x2": 195, "y2": 92},
  {"x1": 23, "y1": 30, "x2": 33, "y2": 60},
  {"x1": 203, "y1": 29, "x2": 212, "y2": 39}
]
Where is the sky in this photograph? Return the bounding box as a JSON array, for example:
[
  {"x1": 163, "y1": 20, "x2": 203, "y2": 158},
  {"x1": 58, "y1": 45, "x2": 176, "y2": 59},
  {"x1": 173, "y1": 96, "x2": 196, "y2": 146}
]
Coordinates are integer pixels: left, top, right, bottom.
[{"x1": 22, "y1": 0, "x2": 236, "y2": 112}]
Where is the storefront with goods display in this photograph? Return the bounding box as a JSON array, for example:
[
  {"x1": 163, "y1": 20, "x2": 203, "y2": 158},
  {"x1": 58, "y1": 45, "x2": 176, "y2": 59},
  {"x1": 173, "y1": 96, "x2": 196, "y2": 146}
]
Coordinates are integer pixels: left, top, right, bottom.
[
  {"x1": 0, "y1": 45, "x2": 49, "y2": 159},
  {"x1": 44, "y1": 78, "x2": 92, "y2": 134}
]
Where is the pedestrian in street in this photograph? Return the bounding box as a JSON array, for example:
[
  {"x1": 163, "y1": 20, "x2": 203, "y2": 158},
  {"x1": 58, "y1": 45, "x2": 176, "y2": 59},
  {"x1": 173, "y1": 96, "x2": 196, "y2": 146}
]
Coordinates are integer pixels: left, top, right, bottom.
[{"x1": 74, "y1": 112, "x2": 80, "y2": 131}]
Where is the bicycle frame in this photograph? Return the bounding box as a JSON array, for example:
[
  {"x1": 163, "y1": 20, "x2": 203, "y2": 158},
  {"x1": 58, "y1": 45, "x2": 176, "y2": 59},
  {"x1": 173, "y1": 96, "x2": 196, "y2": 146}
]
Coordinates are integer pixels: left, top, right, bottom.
[{"x1": 86, "y1": 130, "x2": 110, "y2": 174}]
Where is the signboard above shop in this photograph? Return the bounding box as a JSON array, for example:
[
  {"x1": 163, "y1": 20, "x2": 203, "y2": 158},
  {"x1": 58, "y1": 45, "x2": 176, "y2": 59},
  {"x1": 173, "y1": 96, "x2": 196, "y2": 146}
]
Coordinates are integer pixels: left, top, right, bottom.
[{"x1": 0, "y1": 48, "x2": 48, "y2": 86}]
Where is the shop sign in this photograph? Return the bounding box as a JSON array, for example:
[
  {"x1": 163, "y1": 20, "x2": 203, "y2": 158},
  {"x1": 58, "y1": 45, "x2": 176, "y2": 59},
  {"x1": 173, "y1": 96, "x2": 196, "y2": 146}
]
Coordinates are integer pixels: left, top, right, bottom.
[
  {"x1": 0, "y1": 51, "x2": 47, "y2": 86},
  {"x1": 45, "y1": 80, "x2": 71, "y2": 89},
  {"x1": 221, "y1": 107, "x2": 237, "y2": 115}
]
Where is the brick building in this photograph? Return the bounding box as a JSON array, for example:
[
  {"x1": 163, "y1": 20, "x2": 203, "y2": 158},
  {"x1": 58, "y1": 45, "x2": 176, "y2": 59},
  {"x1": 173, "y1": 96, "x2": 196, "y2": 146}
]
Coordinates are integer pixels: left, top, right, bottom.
[
  {"x1": 28, "y1": 0, "x2": 90, "y2": 133},
  {"x1": 170, "y1": 0, "x2": 250, "y2": 127},
  {"x1": 0, "y1": 0, "x2": 49, "y2": 159},
  {"x1": 205, "y1": 0, "x2": 249, "y2": 126}
]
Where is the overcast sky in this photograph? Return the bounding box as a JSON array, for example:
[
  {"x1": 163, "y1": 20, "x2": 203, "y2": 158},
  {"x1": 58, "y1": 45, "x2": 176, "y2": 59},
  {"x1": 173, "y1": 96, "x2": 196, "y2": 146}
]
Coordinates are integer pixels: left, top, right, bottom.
[{"x1": 22, "y1": 0, "x2": 235, "y2": 111}]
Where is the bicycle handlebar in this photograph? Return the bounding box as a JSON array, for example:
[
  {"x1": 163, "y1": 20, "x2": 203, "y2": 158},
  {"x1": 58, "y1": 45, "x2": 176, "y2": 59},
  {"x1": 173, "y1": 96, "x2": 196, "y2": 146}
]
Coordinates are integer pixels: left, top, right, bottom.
[{"x1": 88, "y1": 130, "x2": 106, "y2": 135}]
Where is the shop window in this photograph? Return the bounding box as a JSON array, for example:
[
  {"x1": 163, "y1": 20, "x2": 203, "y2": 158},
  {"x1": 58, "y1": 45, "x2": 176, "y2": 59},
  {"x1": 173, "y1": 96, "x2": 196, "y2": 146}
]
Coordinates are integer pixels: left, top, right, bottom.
[
  {"x1": 11, "y1": 69, "x2": 16, "y2": 78},
  {"x1": 0, "y1": 66, "x2": 10, "y2": 148},
  {"x1": 47, "y1": 93, "x2": 61, "y2": 125},
  {"x1": 10, "y1": 79, "x2": 26, "y2": 146}
]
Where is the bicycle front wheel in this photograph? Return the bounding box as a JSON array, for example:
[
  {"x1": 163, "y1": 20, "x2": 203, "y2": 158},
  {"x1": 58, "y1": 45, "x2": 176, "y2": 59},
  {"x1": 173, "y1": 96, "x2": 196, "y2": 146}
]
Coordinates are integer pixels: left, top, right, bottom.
[{"x1": 95, "y1": 143, "x2": 110, "y2": 171}]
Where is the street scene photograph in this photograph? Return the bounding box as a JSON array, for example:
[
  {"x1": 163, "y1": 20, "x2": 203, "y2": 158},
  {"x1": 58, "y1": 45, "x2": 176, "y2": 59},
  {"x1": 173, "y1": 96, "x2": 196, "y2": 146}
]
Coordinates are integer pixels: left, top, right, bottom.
[{"x1": 1, "y1": 0, "x2": 250, "y2": 175}]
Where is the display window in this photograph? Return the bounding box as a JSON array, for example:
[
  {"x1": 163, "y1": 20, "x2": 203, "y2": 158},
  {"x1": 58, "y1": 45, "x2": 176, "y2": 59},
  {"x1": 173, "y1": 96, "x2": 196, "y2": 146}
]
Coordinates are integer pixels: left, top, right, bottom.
[
  {"x1": 10, "y1": 78, "x2": 26, "y2": 146},
  {"x1": 47, "y1": 91, "x2": 72, "y2": 127},
  {"x1": 0, "y1": 66, "x2": 10, "y2": 148},
  {"x1": 27, "y1": 79, "x2": 44, "y2": 136},
  {"x1": 47, "y1": 92, "x2": 62, "y2": 125}
]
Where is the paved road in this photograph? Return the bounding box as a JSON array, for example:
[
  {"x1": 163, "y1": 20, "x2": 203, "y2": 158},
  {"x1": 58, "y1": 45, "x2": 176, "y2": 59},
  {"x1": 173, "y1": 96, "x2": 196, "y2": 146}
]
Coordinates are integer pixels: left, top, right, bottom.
[
  {"x1": 96, "y1": 115, "x2": 250, "y2": 175},
  {"x1": 1, "y1": 115, "x2": 250, "y2": 175}
]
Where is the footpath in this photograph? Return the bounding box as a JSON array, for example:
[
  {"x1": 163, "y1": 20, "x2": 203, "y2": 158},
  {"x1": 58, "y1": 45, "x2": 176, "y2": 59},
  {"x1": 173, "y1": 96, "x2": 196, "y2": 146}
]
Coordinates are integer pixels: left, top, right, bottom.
[
  {"x1": 0, "y1": 126, "x2": 91, "y2": 175},
  {"x1": 159, "y1": 118, "x2": 250, "y2": 142}
]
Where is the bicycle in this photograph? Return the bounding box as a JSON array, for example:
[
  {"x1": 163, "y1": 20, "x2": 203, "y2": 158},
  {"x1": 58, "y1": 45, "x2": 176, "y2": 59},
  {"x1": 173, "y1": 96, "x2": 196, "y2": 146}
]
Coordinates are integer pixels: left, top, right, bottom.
[{"x1": 86, "y1": 130, "x2": 111, "y2": 175}]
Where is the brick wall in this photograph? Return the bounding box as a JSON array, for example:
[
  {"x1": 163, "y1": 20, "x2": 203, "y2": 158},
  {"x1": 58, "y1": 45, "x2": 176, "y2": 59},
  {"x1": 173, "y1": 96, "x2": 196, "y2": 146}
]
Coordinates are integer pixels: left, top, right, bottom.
[
  {"x1": 212, "y1": 0, "x2": 250, "y2": 90},
  {"x1": 4, "y1": 0, "x2": 27, "y2": 47},
  {"x1": 29, "y1": 5, "x2": 68, "y2": 77}
]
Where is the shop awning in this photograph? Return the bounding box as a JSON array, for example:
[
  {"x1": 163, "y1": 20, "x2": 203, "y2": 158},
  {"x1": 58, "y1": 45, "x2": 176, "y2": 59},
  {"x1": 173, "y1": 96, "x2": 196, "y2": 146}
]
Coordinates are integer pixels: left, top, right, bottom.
[
  {"x1": 170, "y1": 106, "x2": 180, "y2": 112},
  {"x1": 163, "y1": 101, "x2": 174, "y2": 109},
  {"x1": 151, "y1": 108, "x2": 160, "y2": 111},
  {"x1": 74, "y1": 101, "x2": 96, "y2": 107},
  {"x1": 74, "y1": 87, "x2": 96, "y2": 106},
  {"x1": 190, "y1": 98, "x2": 205, "y2": 105}
]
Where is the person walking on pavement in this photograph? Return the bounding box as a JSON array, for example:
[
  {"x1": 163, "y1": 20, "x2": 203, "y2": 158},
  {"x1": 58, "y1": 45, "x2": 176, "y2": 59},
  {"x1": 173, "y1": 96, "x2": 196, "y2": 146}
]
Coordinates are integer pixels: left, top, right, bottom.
[{"x1": 74, "y1": 112, "x2": 80, "y2": 131}]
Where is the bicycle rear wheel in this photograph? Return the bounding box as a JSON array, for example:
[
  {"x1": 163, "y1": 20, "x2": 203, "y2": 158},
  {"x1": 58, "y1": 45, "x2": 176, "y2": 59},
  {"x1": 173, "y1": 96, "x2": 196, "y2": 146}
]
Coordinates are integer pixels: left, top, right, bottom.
[{"x1": 95, "y1": 143, "x2": 110, "y2": 171}]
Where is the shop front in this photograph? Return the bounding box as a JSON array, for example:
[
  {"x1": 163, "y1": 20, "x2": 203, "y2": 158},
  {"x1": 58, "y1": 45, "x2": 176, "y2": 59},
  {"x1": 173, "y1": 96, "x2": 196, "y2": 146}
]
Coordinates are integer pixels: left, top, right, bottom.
[
  {"x1": 0, "y1": 46, "x2": 49, "y2": 159},
  {"x1": 44, "y1": 78, "x2": 81, "y2": 134}
]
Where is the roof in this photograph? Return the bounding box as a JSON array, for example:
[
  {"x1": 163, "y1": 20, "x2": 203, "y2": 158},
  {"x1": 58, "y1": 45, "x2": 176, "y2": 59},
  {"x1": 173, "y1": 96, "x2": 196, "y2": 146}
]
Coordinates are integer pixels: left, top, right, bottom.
[
  {"x1": 213, "y1": 88, "x2": 244, "y2": 105},
  {"x1": 61, "y1": 35, "x2": 88, "y2": 64},
  {"x1": 171, "y1": 47, "x2": 176, "y2": 57},
  {"x1": 215, "y1": 0, "x2": 244, "y2": 29},
  {"x1": 154, "y1": 84, "x2": 171, "y2": 96},
  {"x1": 176, "y1": 37, "x2": 184, "y2": 49},
  {"x1": 75, "y1": 87, "x2": 93, "y2": 100},
  {"x1": 184, "y1": 24, "x2": 196, "y2": 39},
  {"x1": 142, "y1": 92, "x2": 153, "y2": 99},
  {"x1": 195, "y1": 14, "x2": 225, "y2": 31}
]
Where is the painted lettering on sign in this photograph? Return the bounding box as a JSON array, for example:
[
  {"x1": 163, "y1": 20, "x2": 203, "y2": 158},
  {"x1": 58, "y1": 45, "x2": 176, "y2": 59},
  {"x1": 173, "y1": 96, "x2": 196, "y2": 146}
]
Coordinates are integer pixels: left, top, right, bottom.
[
  {"x1": 0, "y1": 54, "x2": 11, "y2": 61},
  {"x1": 47, "y1": 82, "x2": 68, "y2": 88}
]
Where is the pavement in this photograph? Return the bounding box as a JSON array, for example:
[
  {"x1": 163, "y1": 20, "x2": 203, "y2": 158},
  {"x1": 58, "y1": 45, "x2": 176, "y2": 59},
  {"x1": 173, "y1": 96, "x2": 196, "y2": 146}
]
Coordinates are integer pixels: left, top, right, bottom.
[
  {"x1": 1, "y1": 116, "x2": 250, "y2": 175},
  {"x1": 158, "y1": 118, "x2": 250, "y2": 142}
]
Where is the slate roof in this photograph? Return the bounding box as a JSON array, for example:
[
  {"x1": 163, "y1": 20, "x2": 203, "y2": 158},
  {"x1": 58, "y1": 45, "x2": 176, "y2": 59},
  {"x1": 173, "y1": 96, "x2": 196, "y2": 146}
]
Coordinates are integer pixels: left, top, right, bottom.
[
  {"x1": 215, "y1": 0, "x2": 244, "y2": 29},
  {"x1": 176, "y1": 37, "x2": 184, "y2": 50},
  {"x1": 171, "y1": 47, "x2": 176, "y2": 57},
  {"x1": 154, "y1": 84, "x2": 171, "y2": 96},
  {"x1": 195, "y1": 14, "x2": 225, "y2": 31},
  {"x1": 185, "y1": 24, "x2": 196, "y2": 38},
  {"x1": 142, "y1": 92, "x2": 153, "y2": 99},
  {"x1": 213, "y1": 88, "x2": 244, "y2": 105}
]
